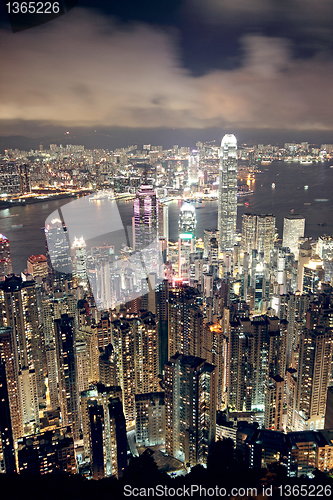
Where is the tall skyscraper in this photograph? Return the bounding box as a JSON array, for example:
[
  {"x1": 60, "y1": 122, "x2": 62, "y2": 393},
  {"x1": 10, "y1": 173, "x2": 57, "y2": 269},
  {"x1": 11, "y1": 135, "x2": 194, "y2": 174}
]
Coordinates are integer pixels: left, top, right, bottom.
[
  {"x1": 0, "y1": 234, "x2": 12, "y2": 280},
  {"x1": 256, "y1": 214, "x2": 276, "y2": 264},
  {"x1": 54, "y1": 314, "x2": 79, "y2": 440},
  {"x1": 188, "y1": 152, "x2": 199, "y2": 185},
  {"x1": 297, "y1": 327, "x2": 333, "y2": 429},
  {"x1": 218, "y1": 134, "x2": 238, "y2": 252},
  {"x1": 178, "y1": 203, "x2": 196, "y2": 280},
  {"x1": 241, "y1": 214, "x2": 257, "y2": 255},
  {"x1": 165, "y1": 354, "x2": 216, "y2": 468},
  {"x1": 0, "y1": 275, "x2": 42, "y2": 436},
  {"x1": 282, "y1": 215, "x2": 305, "y2": 258},
  {"x1": 134, "y1": 184, "x2": 158, "y2": 253}
]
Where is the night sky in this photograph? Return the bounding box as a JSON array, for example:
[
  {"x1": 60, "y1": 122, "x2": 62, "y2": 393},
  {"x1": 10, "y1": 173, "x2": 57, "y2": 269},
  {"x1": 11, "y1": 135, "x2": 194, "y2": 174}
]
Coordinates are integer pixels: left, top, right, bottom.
[{"x1": 1, "y1": 0, "x2": 333, "y2": 146}]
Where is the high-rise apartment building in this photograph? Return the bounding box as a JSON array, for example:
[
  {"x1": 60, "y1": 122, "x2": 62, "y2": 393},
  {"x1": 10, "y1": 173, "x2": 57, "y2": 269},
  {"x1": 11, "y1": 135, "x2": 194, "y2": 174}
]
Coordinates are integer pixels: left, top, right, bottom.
[
  {"x1": 0, "y1": 275, "x2": 42, "y2": 436},
  {"x1": 282, "y1": 215, "x2": 305, "y2": 259},
  {"x1": 54, "y1": 314, "x2": 79, "y2": 440},
  {"x1": 27, "y1": 254, "x2": 48, "y2": 280},
  {"x1": 165, "y1": 354, "x2": 216, "y2": 467},
  {"x1": 218, "y1": 134, "x2": 238, "y2": 252},
  {"x1": 0, "y1": 234, "x2": 12, "y2": 279},
  {"x1": 297, "y1": 327, "x2": 333, "y2": 429},
  {"x1": 188, "y1": 152, "x2": 199, "y2": 185}
]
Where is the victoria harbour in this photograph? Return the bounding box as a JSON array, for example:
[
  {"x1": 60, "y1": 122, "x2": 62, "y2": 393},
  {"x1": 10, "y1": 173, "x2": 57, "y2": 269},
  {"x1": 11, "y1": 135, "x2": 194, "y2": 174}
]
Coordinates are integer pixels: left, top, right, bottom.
[{"x1": 2, "y1": 160, "x2": 333, "y2": 273}]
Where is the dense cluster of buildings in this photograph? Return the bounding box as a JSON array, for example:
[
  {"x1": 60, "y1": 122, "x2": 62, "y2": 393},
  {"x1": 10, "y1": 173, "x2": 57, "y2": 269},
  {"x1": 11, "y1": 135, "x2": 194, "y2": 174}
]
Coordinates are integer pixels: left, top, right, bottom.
[{"x1": 1, "y1": 134, "x2": 333, "y2": 480}]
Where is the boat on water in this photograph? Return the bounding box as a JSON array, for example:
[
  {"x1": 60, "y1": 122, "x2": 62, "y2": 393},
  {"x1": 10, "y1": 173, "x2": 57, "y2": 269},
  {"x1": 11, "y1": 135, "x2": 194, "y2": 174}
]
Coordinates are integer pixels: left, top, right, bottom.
[
  {"x1": 304, "y1": 185, "x2": 309, "y2": 189},
  {"x1": 271, "y1": 183, "x2": 275, "y2": 188},
  {"x1": 11, "y1": 224, "x2": 23, "y2": 228},
  {"x1": 244, "y1": 202, "x2": 250, "y2": 207},
  {"x1": 304, "y1": 203, "x2": 311, "y2": 205}
]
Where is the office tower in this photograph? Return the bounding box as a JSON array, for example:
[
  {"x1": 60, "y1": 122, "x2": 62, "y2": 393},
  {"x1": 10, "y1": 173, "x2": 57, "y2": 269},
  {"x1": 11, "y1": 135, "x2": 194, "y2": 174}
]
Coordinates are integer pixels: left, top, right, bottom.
[
  {"x1": 218, "y1": 134, "x2": 238, "y2": 252},
  {"x1": 158, "y1": 202, "x2": 169, "y2": 257},
  {"x1": 203, "y1": 229, "x2": 219, "y2": 258},
  {"x1": 54, "y1": 314, "x2": 79, "y2": 440},
  {"x1": 0, "y1": 360, "x2": 15, "y2": 473},
  {"x1": 168, "y1": 285, "x2": 203, "y2": 360},
  {"x1": 0, "y1": 234, "x2": 12, "y2": 279},
  {"x1": 165, "y1": 354, "x2": 216, "y2": 467},
  {"x1": 241, "y1": 214, "x2": 257, "y2": 255},
  {"x1": 71, "y1": 236, "x2": 88, "y2": 288},
  {"x1": 134, "y1": 311, "x2": 159, "y2": 395},
  {"x1": 297, "y1": 327, "x2": 333, "y2": 429},
  {"x1": 0, "y1": 275, "x2": 42, "y2": 430},
  {"x1": 134, "y1": 184, "x2": 158, "y2": 253},
  {"x1": 27, "y1": 254, "x2": 48, "y2": 279},
  {"x1": 241, "y1": 214, "x2": 275, "y2": 264},
  {"x1": 188, "y1": 152, "x2": 199, "y2": 184},
  {"x1": 135, "y1": 392, "x2": 165, "y2": 447},
  {"x1": 256, "y1": 215, "x2": 276, "y2": 264},
  {"x1": 303, "y1": 255, "x2": 325, "y2": 294},
  {"x1": 45, "y1": 218, "x2": 72, "y2": 282},
  {"x1": 178, "y1": 203, "x2": 196, "y2": 280},
  {"x1": 80, "y1": 385, "x2": 124, "y2": 478},
  {"x1": 19, "y1": 164, "x2": 31, "y2": 193},
  {"x1": 282, "y1": 215, "x2": 305, "y2": 259},
  {"x1": 17, "y1": 428, "x2": 76, "y2": 475}
]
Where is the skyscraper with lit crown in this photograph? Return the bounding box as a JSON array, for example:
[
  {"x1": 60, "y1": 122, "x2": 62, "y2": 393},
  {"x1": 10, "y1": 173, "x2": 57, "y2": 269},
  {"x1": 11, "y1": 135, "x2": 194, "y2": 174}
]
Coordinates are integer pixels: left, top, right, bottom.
[{"x1": 218, "y1": 134, "x2": 238, "y2": 252}]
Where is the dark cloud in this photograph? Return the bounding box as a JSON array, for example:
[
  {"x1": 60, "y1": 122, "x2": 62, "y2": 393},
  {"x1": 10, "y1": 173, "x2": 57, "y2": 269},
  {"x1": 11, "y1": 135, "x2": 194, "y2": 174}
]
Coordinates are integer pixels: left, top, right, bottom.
[{"x1": 0, "y1": 8, "x2": 333, "y2": 134}]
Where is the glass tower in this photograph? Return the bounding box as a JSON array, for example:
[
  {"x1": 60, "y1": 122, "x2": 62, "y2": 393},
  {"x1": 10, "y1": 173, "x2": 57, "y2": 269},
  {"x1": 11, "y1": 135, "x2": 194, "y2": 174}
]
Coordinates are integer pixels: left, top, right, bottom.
[{"x1": 218, "y1": 134, "x2": 238, "y2": 252}]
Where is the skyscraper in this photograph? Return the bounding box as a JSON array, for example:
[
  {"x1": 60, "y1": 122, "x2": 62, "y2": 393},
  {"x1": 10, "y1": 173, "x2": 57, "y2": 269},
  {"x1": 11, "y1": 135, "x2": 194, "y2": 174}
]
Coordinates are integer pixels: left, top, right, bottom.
[
  {"x1": 165, "y1": 354, "x2": 216, "y2": 468},
  {"x1": 134, "y1": 184, "x2": 158, "y2": 253},
  {"x1": 218, "y1": 134, "x2": 238, "y2": 252},
  {"x1": 282, "y1": 215, "x2": 305, "y2": 259},
  {"x1": 188, "y1": 152, "x2": 199, "y2": 185},
  {"x1": 0, "y1": 234, "x2": 12, "y2": 280},
  {"x1": 178, "y1": 203, "x2": 196, "y2": 280}
]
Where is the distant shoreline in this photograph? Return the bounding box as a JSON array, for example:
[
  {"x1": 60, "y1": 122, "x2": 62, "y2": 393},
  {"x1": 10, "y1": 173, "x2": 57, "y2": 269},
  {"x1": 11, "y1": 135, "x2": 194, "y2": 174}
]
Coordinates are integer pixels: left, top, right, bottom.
[{"x1": 0, "y1": 193, "x2": 82, "y2": 210}]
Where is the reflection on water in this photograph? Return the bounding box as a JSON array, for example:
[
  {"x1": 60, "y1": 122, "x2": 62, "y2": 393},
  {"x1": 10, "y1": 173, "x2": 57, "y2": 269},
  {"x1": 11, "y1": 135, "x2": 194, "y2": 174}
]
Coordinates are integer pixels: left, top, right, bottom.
[{"x1": 1, "y1": 160, "x2": 333, "y2": 273}]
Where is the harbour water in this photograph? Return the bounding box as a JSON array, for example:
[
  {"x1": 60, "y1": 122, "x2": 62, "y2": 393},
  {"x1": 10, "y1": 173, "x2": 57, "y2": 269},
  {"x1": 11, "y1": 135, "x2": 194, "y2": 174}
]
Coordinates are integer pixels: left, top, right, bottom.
[{"x1": 1, "y1": 160, "x2": 333, "y2": 273}]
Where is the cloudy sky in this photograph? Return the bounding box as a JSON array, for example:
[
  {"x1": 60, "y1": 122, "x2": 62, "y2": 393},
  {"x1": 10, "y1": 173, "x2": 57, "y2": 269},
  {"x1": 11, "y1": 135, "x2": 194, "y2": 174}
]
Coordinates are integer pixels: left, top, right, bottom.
[{"x1": 1, "y1": 0, "x2": 333, "y2": 145}]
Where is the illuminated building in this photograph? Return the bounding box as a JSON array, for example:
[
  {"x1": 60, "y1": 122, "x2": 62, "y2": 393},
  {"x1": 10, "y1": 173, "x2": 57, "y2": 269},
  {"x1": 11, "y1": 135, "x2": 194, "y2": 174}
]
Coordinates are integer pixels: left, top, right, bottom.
[
  {"x1": 297, "y1": 326, "x2": 333, "y2": 429},
  {"x1": 203, "y1": 229, "x2": 219, "y2": 258},
  {"x1": 158, "y1": 203, "x2": 169, "y2": 259},
  {"x1": 188, "y1": 152, "x2": 199, "y2": 185},
  {"x1": 17, "y1": 428, "x2": 76, "y2": 475},
  {"x1": 134, "y1": 184, "x2": 158, "y2": 253},
  {"x1": 45, "y1": 217, "x2": 72, "y2": 284},
  {"x1": 135, "y1": 392, "x2": 165, "y2": 447},
  {"x1": 71, "y1": 236, "x2": 88, "y2": 288},
  {"x1": 178, "y1": 203, "x2": 196, "y2": 281},
  {"x1": 168, "y1": 285, "x2": 203, "y2": 360},
  {"x1": 19, "y1": 164, "x2": 31, "y2": 194},
  {"x1": 0, "y1": 275, "x2": 42, "y2": 436},
  {"x1": 218, "y1": 134, "x2": 238, "y2": 252},
  {"x1": 265, "y1": 375, "x2": 284, "y2": 431},
  {"x1": 0, "y1": 360, "x2": 15, "y2": 473},
  {"x1": 256, "y1": 215, "x2": 276, "y2": 264},
  {"x1": 111, "y1": 311, "x2": 159, "y2": 425},
  {"x1": 0, "y1": 234, "x2": 12, "y2": 280},
  {"x1": 54, "y1": 314, "x2": 79, "y2": 440},
  {"x1": 282, "y1": 215, "x2": 305, "y2": 259},
  {"x1": 318, "y1": 235, "x2": 333, "y2": 281},
  {"x1": 27, "y1": 254, "x2": 48, "y2": 279},
  {"x1": 241, "y1": 214, "x2": 275, "y2": 264},
  {"x1": 303, "y1": 255, "x2": 325, "y2": 294},
  {"x1": 165, "y1": 354, "x2": 216, "y2": 467},
  {"x1": 80, "y1": 385, "x2": 126, "y2": 478}
]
